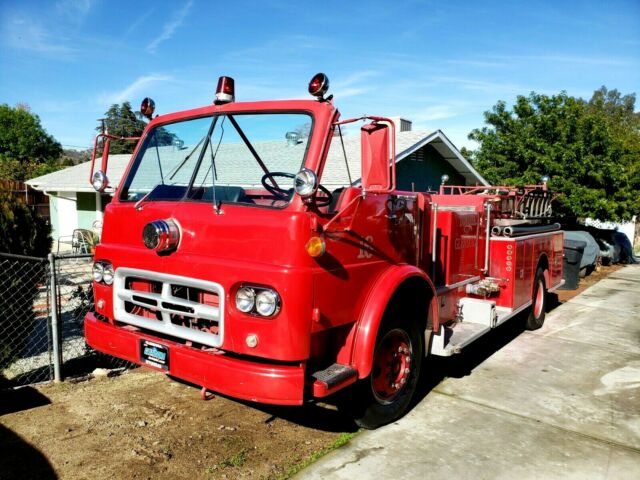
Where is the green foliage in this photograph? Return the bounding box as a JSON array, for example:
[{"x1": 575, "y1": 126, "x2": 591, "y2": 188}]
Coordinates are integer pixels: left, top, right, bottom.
[
  {"x1": 0, "y1": 189, "x2": 51, "y2": 368},
  {"x1": 97, "y1": 102, "x2": 147, "y2": 154},
  {"x1": 467, "y1": 87, "x2": 640, "y2": 220},
  {"x1": 0, "y1": 189, "x2": 51, "y2": 256},
  {"x1": 279, "y1": 431, "x2": 361, "y2": 479},
  {"x1": 0, "y1": 104, "x2": 63, "y2": 181}
]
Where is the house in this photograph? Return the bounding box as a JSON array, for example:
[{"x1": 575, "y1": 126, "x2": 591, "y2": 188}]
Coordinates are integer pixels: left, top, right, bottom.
[{"x1": 26, "y1": 126, "x2": 487, "y2": 246}]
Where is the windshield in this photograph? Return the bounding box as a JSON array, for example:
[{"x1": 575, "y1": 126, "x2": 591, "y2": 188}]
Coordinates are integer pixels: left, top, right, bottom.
[{"x1": 119, "y1": 112, "x2": 312, "y2": 208}]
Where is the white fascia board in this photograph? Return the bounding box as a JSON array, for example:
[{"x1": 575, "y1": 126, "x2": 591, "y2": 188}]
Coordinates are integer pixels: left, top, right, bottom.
[{"x1": 395, "y1": 130, "x2": 489, "y2": 186}]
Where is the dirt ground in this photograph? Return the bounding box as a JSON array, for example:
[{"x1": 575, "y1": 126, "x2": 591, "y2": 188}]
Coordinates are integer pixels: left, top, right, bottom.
[
  {"x1": 0, "y1": 371, "x2": 356, "y2": 480},
  {"x1": 0, "y1": 264, "x2": 623, "y2": 480},
  {"x1": 556, "y1": 263, "x2": 624, "y2": 303}
]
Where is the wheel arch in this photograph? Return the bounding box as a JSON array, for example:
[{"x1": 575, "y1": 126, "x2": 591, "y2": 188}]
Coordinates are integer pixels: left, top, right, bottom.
[
  {"x1": 537, "y1": 252, "x2": 550, "y2": 287},
  {"x1": 350, "y1": 265, "x2": 437, "y2": 379}
]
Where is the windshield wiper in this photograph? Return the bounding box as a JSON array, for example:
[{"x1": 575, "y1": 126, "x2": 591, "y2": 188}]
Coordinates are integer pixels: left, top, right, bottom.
[
  {"x1": 227, "y1": 114, "x2": 279, "y2": 190},
  {"x1": 168, "y1": 135, "x2": 207, "y2": 181},
  {"x1": 195, "y1": 119, "x2": 225, "y2": 212}
]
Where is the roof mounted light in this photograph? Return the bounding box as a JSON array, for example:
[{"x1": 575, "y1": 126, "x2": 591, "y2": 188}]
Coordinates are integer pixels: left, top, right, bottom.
[
  {"x1": 215, "y1": 76, "x2": 235, "y2": 105},
  {"x1": 92, "y1": 170, "x2": 109, "y2": 192},
  {"x1": 294, "y1": 168, "x2": 318, "y2": 198},
  {"x1": 140, "y1": 97, "x2": 155, "y2": 120},
  {"x1": 441, "y1": 174, "x2": 449, "y2": 185},
  {"x1": 308, "y1": 73, "x2": 329, "y2": 100}
]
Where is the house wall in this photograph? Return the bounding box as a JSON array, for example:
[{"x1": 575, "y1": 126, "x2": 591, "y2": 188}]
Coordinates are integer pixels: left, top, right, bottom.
[
  {"x1": 49, "y1": 192, "x2": 102, "y2": 251},
  {"x1": 49, "y1": 193, "x2": 78, "y2": 244},
  {"x1": 77, "y1": 192, "x2": 97, "y2": 230},
  {"x1": 396, "y1": 144, "x2": 465, "y2": 192}
]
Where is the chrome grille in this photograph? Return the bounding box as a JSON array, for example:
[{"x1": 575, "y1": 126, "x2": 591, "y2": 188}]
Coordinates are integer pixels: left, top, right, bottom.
[{"x1": 113, "y1": 267, "x2": 224, "y2": 347}]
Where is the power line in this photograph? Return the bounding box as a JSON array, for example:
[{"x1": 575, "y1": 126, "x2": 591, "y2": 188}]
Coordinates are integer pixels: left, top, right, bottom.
[{"x1": 61, "y1": 144, "x2": 91, "y2": 149}]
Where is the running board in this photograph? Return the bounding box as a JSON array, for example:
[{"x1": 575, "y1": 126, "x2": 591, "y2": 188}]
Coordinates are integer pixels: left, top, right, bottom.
[
  {"x1": 430, "y1": 322, "x2": 491, "y2": 356},
  {"x1": 430, "y1": 301, "x2": 531, "y2": 356},
  {"x1": 312, "y1": 363, "x2": 358, "y2": 397}
]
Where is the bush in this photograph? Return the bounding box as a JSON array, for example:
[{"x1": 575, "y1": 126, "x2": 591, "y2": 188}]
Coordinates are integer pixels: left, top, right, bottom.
[
  {"x1": 0, "y1": 189, "x2": 51, "y2": 368},
  {"x1": 0, "y1": 189, "x2": 51, "y2": 255}
]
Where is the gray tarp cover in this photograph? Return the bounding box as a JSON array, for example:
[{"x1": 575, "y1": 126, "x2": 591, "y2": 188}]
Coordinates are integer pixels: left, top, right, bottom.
[{"x1": 564, "y1": 231, "x2": 599, "y2": 269}]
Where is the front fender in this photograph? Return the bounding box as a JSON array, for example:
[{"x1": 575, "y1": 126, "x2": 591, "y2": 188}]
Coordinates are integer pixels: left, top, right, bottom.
[{"x1": 350, "y1": 265, "x2": 438, "y2": 379}]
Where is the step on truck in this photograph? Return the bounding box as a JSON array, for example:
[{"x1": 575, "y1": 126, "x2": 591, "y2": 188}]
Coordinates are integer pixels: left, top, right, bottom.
[{"x1": 85, "y1": 74, "x2": 563, "y2": 429}]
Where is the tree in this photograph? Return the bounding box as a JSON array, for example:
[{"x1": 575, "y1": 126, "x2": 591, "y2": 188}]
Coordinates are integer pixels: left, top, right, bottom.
[
  {"x1": 97, "y1": 102, "x2": 147, "y2": 154},
  {"x1": 467, "y1": 87, "x2": 640, "y2": 220},
  {"x1": 0, "y1": 104, "x2": 63, "y2": 181}
]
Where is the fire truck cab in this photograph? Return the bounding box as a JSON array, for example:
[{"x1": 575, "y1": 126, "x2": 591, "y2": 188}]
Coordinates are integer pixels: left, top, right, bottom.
[{"x1": 85, "y1": 74, "x2": 563, "y2": 429}]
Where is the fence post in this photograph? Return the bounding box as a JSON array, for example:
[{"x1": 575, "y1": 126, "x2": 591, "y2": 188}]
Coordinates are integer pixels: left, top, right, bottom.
[{"x1": 48, "y1": 253, "x2": 62, "y2": 382}]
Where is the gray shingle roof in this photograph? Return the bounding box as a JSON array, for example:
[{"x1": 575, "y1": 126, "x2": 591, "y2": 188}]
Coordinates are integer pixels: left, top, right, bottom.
[{"x1": 26, "y1": 129, "x2": 487, "y2": 193}]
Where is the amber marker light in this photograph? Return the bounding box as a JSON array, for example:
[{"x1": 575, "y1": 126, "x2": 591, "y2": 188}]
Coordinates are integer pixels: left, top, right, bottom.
[{"x1": 305, "y1": 236, "x2": 326, "y2": 257}]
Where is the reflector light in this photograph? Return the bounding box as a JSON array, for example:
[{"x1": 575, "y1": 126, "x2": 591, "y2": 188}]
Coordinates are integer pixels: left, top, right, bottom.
[
  {"x1": 215, "y1": 76, "x2": 235, "y2": 104},
  {"x1": 305, "y1": 236, "x2": 326, "y2": 257},
  {"x1": 308, "y1": 73, "x2": 329, "y2": 98},
  {"x1": 246, "y1": 334, "x2": 258, "y2": 348}
]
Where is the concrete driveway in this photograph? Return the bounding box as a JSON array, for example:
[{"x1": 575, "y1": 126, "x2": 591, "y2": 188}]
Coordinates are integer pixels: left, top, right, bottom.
[{"x1": 300, "y1": 265, "x2": 640, "y2": 479}]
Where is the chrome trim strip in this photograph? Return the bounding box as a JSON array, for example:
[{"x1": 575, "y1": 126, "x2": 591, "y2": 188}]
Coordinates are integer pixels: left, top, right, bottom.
[
  {"x1": 436, "y1": 275, "x2": 482, "y2": 295},
  {"x1": 490, "y1": 231, "x2": 563, "y2": 241},
  {"x1": 548, "y1": 279, "x2": 565, "y2": 292},
  {"x1": 436, "y1": 205, "x2": 477, "y2": 212}
]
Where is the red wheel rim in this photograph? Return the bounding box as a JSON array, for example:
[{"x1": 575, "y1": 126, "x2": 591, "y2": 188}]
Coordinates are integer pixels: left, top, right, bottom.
[
  {"x1": 533, "y1": 279, "x2": 544, "y2": 318},
  {"x1": 371, "y1": 329, "x2": 412, "y2": 404}
]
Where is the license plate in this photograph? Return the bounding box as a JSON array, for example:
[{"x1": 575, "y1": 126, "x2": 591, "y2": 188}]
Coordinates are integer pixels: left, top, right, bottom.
[{"x1": 140, "y1": 340, "x2": 170, "y2": 370}]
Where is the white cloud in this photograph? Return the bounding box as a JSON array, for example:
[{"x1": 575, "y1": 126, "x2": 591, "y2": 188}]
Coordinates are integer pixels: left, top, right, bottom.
[
  {"x1": 2, "y1": 14, "x2": 77, "y2": 58},
  {"x1": 100, "y1": 74, "x2": 172, "y2": 104},
  {"x1": 332, "y1": 71, "x2": 378, "y2": 99},
  {"x1": 146, "y1": 0, "x2": 193, "y2": 54},
  {"x1": 412, "y1": 104, "x2": 461, "y2": 122},
  {"x1": 56, "y1": 0, "x2": 96, "y2": 18},
  {"x1": 491, "y1": 53, "x2": 634, "y2": 67}
]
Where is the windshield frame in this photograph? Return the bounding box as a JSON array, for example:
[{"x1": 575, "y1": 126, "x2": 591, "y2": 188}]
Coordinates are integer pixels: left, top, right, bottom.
[{"x1": 118, "y1": 109, "x2": 315, "y2": 210}]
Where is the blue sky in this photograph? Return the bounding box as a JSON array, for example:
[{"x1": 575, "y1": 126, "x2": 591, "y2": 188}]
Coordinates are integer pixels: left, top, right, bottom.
[{"x1": 1, "y1": 0, "x2": 638, "y2": 151}]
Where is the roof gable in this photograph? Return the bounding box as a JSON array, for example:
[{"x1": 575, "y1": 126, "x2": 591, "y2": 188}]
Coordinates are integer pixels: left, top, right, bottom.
[{"x1": 26, "y1": 129, "x2": 488, "y2": 193}]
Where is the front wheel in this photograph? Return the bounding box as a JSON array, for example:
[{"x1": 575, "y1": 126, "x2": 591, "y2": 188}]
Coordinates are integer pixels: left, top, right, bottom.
[
  {"x1": 350, "y1": 317, "x2": 424, "y2": 429},
  {"x1": 526, "y1": 268, "x2": 547, "y2": 330}
]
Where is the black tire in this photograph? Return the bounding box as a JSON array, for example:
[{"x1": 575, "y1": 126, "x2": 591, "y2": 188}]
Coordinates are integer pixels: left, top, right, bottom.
[
  {"x1": 349, "y1": 312, "x2": 424, "y2": 429},
  {"x1": 526, "y1": 268, "x2": 547, "y2": 330}
]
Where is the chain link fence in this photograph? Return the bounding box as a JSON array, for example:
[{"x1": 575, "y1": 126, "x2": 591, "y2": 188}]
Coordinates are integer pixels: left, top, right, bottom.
[
  {"x1": 1, "y1": 252, "x2": 132, "y2": 388},
  {"x1": 0, "y1": 253, "x2": 51, "y2": 386}
]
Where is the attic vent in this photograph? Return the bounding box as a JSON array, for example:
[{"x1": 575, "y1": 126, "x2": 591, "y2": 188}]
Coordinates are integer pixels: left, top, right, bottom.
[
  {"x1": 408, "y1": 149, "x2": 425, "y2": 162},
  {"x1": 389, "y1": 117, "x2": 412, "y2": 132}
]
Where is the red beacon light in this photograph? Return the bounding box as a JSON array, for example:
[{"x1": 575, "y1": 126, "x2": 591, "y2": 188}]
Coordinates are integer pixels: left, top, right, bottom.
[
  {"x1": 308, "y1": 73, "x2": 330, "y2": 100},
  {"x1": 140, "y1": 97, "x2": 155, "y2": 120},
  {"x1": 215, "y1": 76, "x2": 235, "y2": 105}
]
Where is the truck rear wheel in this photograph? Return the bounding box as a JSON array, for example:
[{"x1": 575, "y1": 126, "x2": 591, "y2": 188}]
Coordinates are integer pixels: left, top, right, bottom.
[
  {"x1": 350, "y1": 315, "x2": 423, "y2": 429},
  {"x1": 526, "y1": 268, "x2": 547, "y2": 330}
]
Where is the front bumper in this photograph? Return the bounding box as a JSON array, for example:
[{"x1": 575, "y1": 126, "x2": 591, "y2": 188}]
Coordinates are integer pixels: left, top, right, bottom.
[{"x1": 85, "y1": 312, "x2": 305, "y2": 405}]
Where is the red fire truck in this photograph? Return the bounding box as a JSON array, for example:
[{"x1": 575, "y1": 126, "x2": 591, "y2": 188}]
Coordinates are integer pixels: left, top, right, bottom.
[{"x1": 85, "y1": 74, "x2": 563, "y2": 428}]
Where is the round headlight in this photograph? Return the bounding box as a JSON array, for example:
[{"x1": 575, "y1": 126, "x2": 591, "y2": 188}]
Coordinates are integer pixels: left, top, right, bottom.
[
  {"x1": 255, "y1": 289, "x2": 279, "y2": 317},
  {"x1": 102, "y1": 264, "x2": 114, "y2": 285},
  {"x1": 235, "y1": 287, "x2": 256, "y2": 313},
  {"x1": 92, "y1": 262, "x2": 104, "y2": 283},
  {"x1": 92, "y1": 170, "x2": 109, "y2": 192},
  {"x1": 294, "y1": 168, "x2": 318, "y2": 198}
]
